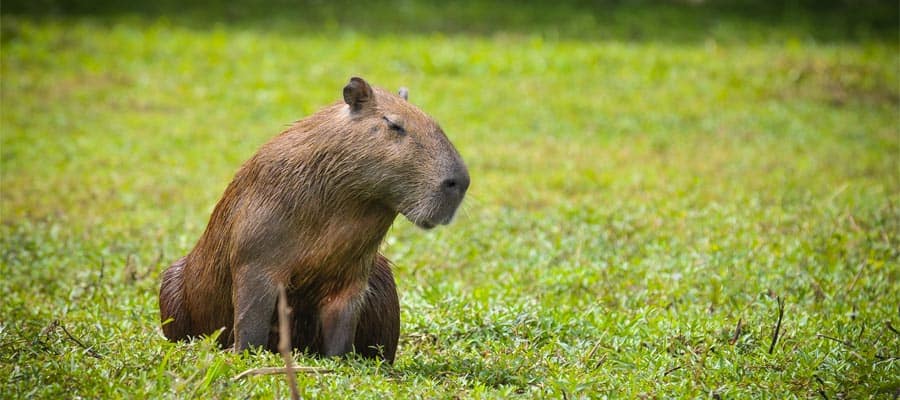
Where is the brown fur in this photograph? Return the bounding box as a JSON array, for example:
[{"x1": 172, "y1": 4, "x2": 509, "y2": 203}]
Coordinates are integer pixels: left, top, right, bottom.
[{"x1": 159, "y1": 77, "x2": 468, "y2": 363}]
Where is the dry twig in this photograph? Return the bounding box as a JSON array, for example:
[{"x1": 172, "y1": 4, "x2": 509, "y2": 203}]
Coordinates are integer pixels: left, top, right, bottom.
[
  {"x1": 845, "y1": 263, "x2": 866, "y2": 293},
  {"x1": 663, "y1": 365, "x2": 683, "y2": 376},
  {"x1": 277, "y1": 283, "x2": 301, "y2": 400},
  {"x1": 768, "y1": 296, "x2": 784, "y2": 355},
  {"x1": 815, "y1": 334, "x2": 854, "y2": 349},
  {"x1": 59, "y1": 322, "x2": 103, "y2": 359},
  {"x1": 887, "y1": 321, "x2": 900, "y2": 336},
  {"x1": 231, "y1": 287, "x2": 333, "y2": 385},
  {"x1": 730, "y1": 318, "x2": 743, "y2": 345},
  {"x1": 813, "y1": 375, "x2": 828, "y2": 400}
]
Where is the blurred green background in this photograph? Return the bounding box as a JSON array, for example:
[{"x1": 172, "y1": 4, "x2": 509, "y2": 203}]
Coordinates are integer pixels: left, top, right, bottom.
[
  {"x1": 1, "y1": 1, "x2": 898, "y2": 398},
  {"x1": 3, "y1": 0, "x2": 898, "y2": 41}
]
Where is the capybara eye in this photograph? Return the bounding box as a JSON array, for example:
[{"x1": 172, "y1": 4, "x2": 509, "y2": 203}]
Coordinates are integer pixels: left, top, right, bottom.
[{"x1": 383, "y1": 116, "x2": 406, "y2": 135}]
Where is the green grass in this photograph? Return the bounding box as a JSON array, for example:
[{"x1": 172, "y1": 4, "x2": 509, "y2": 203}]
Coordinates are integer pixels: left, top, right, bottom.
[{"x1": 2, "y1": 1, "x2": 899, "y2": 398}]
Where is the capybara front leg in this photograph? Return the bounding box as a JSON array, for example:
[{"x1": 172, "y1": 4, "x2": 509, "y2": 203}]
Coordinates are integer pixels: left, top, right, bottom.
[
  {"x1": 232, "y1": 268, "x2": 278, "y2": 352},
  {"x1": 319, "y1": 282, "x2": 367, "y2": 357},
  {"x1": 353, "y1": 256, "x2": 400, "y2": 362}
]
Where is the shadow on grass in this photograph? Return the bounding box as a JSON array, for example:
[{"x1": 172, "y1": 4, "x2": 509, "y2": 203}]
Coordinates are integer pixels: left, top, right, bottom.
[{"x1": 2, "y1": 0, "x2": 897, "y2": 43}]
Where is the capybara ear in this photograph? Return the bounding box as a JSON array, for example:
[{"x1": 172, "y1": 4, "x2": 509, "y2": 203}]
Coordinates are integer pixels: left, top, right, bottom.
[
  {"x1": 343, "y1": 77, "x2": 374, "y2": 112},
  {"x1": 398, "y1": 87, "x2": 409, "y2": 101}
]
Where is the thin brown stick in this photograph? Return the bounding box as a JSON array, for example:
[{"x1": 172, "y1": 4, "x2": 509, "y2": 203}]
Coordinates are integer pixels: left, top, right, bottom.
[
  {"x1": 815, "y1": 334, "x2": 854, "y2": 349},
  {"x1": 231, "y1": 288, "x2": 332, "y2": 383},
  {"x1": 730, "y1": 318, "x2": 743, "y2": 345},
  {"x1": 583, "y1": 340, "x2": 611, "y2": 368},
  {"x1": 60, "y1": 323, "x2": 103, "y2": 359},
  {"x1": 233, "y1": 366, "x2": 333, "y2": 381},
  {"x1": 584, "y1": 341, "x2": 603, "y2": 362},
  {"x1": 663, "y1": 365, "x2": 682, "y2": 376},
  {"x1": 813, "y1": 375, "x2": 829, "y2": 400},
  {"x1": 768, "y1": 296, "x2": 784, "y2": 355},
  {"x1": 815, "y1": 334, "x2": 867, "y2": 361},
  {"x1": 277, "y1": 283, "x2": 301, "y2": 400},
  {"x1": 887, "y1": 321, "x2": 900, "y2": 336},
  {"x1": 845, "y1": 263, "x2": 865, "y2": 293},
  {"x1": 39, "y1": 319, "x2": 60, "y2": 338}
]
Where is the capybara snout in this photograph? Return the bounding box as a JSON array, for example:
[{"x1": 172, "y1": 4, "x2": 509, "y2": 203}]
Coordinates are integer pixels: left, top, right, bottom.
[
  {"x1": 439, "y1": 162, "x2": 470, "y2": 214},
  {"x1": 404, "y1": 146, "x2": 469, "y2": 229},
  {"x1": 415, "y1": 159, "x2": 469, "y2": 229}
]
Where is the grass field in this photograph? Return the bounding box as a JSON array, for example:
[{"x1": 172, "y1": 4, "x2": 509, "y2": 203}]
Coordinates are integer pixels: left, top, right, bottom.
[{"x1": 2, "y1": 1, "x2": 899, "y2": 398}]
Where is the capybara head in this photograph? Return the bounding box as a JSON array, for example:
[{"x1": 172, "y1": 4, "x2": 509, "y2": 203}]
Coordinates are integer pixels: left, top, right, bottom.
[{"x1": 335, "y1": 77, "x2": 469, "y2": 229}]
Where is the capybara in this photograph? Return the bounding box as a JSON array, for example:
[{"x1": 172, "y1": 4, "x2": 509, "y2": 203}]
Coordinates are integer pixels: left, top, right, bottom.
[{"x1": 159, "y1": 77, "x2": 469, "y2": 363}]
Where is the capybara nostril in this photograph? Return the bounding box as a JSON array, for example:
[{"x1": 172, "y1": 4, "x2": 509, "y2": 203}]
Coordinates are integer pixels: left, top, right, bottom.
[{"x1": 442, "y1": 172, "x2": 469, "y2": 196}]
